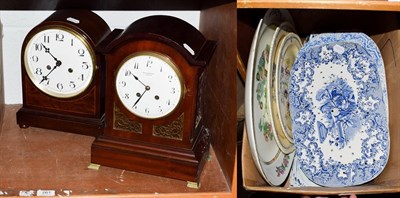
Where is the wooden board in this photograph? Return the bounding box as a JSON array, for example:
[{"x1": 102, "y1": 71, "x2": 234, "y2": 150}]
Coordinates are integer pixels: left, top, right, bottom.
[
  {"x1": 0, "y1": 105, "x2": 231, "y2": 197},
  {"x1": 238, "y1": 0, "x2": 400, "y2": 11}
]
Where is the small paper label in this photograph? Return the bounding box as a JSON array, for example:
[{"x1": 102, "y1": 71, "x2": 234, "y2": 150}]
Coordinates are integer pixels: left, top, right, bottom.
[
  {"x1": 19, "y1": 190, "x2": 35, "y2": 196},
  {"x1": 37, "y1": 190, "x2": 55, "y2": 196}
]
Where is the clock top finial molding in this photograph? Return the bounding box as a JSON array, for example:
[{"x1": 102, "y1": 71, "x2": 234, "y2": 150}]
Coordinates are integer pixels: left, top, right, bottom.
[
  {"x1": 91, "y1": 15, "x2": 217, "y2": 182},
  {"x1": 99, "y1": 15, "x2": 216, "y2": 66}
]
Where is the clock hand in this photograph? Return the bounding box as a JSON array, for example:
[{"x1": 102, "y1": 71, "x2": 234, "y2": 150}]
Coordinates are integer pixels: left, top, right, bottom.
[
  {"x1": 131, "y1": 73, "x2": 147, "y2": 87},
  {"x1": 39, "y1": 60, "x2": 62, "y2": 84},
  {"x1": 132, "y1": 85, "x2": 150, "y2": 107},
  {"x1": 41, "y1": 43, "x2": 59, "y2": 62}
]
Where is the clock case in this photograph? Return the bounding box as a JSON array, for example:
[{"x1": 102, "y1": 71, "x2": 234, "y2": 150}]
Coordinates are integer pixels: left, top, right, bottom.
[
  {"x1": 17, "y1": 10, "x2": 111, "y2": 136},
  {"x1": 91, "y1": 15, "x2": 217, "y2": 182}
]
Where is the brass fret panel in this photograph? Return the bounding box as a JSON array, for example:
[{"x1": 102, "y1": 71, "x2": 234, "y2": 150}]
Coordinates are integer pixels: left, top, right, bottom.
[
  {"x1": 153, "y1": 114, "x2": 184, "y2": 140},
  {"x1": 114, "y1": 104, "x2": 142, "y2": 133}
]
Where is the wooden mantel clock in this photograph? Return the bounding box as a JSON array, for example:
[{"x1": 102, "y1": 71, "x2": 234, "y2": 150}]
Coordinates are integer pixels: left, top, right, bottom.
[
  {"x1": 17, "y1": 10, "x2": 111, "y2": 136},
  {"x1": 91, "y1": 15, "x2": 217, "y2": 182}
]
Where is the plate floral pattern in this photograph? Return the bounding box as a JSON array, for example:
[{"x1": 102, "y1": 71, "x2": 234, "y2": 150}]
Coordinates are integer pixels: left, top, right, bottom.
[
  {"x1": 255, "y1": 48, "x2": 274, "y2": 142},
  {"x1": 252, "y1": 19, "x2": 280, "y2": 164},
  {"x1": 289, "y1": 33, "x2": 390, "y2": 187}
]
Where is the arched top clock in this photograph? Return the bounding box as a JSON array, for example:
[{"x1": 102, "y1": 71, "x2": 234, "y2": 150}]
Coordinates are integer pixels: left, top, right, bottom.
[
  {"x1": 91, "y1": 15, "x2": 217, "y2": 182},
  {"x1": 22, "y1": 10, "x2": 109, "y2": 99},
  {"x1": 17, "y1": 10, "x2": 110, "y2": 136}
]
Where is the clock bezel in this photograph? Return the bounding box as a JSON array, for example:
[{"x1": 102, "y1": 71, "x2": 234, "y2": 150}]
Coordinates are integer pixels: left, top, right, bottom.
[
  {"x1": 23, "y1": 25, "x2": 97, "y2": 99},
  {"x1": 114, "y1": 50, "x2": 185, "y2": 120}
]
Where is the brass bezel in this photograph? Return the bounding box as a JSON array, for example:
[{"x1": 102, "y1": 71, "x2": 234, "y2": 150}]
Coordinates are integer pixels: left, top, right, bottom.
[
  {"x1": 115, "y1": 51, "x2": 185, "y2": 120},
  {"x1": 23, "y1": 25, "x2": 97, "y2": 99}
]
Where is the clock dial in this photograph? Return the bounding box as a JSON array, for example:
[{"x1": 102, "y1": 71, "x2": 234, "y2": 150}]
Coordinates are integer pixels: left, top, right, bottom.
[
  {"x1": 116, "y1": 52, "x2": 183, "y2": 119},
  {"x1": 24, "y1": 27, "x2": 95, "y2": 98}
]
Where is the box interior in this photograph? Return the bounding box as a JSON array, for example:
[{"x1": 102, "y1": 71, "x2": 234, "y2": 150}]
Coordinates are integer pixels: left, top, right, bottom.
[{"x1": 239, "y1": 9, "x2": 400, "y2": 195}]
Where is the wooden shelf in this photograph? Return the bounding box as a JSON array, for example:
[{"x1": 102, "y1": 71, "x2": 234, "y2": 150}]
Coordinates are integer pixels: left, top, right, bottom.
[
  {"x1": 0, "y1": 0, "x2": 233, "y2": 10},
  {"x1": 0, "y1": 105, "x2": 234, "y2": 197},
  {"x1": 237, "y1": 0, "x2": 400, "y2": 11}
]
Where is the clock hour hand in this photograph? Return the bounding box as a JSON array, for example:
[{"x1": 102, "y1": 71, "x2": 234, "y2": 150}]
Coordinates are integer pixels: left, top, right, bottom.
[
  {"x1": 132, "y1": 85, "x2": 150, "y2": 107},
  {"x1": 131, "y1": 73, "x2": 147, "y2": 87},
  {"x1": 41, "y1": 43, "x2": 59, "y2": 62},
  {"x1": 39, "y1": 60, "x2": 62, "y2": 84}
]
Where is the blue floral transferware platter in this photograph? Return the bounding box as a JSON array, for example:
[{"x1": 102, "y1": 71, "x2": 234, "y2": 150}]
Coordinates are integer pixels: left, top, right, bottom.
[
  {"x1": 275, "y1": 32, "x2": 303, "y2": 143},
  {"x1": 289, "y1": 156, "x2": 320, "y2": 187},
  {"x1": 289, "y1": 33, "x2": 390, "y2": 187}
]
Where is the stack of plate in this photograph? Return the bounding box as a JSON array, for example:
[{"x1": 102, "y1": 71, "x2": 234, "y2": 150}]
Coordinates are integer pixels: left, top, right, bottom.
[
  {"x1": 245, "y1": 9, "x2": 390, "y2": 188},
  {"x1": 244, "y1": 9, "x2": 301, "y2": 186}
]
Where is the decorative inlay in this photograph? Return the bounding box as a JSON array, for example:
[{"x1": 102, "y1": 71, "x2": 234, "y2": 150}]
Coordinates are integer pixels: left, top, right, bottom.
[
  {"x1": 153, "y1": 114, "x2": 184, "y2": 140},
  {"x1": 114, "y1": 104, "x2": 142, "y2": 133}
]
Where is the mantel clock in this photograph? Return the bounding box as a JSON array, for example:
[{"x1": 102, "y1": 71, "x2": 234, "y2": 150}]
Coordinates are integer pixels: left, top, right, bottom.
[
  {"x1": 17, "y1": 10, "x2": 111, "y2": 136},
  {"x1": 91, "y1": 15, "x2": 217, "y2": 182}
]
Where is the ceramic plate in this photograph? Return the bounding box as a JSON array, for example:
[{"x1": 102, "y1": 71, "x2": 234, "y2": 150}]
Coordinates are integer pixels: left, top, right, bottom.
[
  {"x1": 261, "y1": 151, "x2": 295, "y2": 186},
  {"x1": 290, "y1": 33, "x2": 390, "y2": 187},
  {"x1": 252, "y1": 17, "x2": 280, "y2": 164},
  {"x1": 267, "y1": 22, "x2": 295, "y2": 154},
  {"x1": 245, "y1": 19, "x2": 288, "y2": 186},
  {"x1": 245, "y1": 18, "x2": 266, "y2": 183},
  {"x1": 275, "y1": 33, "x2": 302, "y2": 143},
  {"x1": 245, "y1": 19, "x2": 293, "y2": 186},
  {"x1": 245, "y1": 9, "x2": 297, "y2": 186},
  {"x1": 263, "y1": 9, "x2": 294, "y2": 29}
]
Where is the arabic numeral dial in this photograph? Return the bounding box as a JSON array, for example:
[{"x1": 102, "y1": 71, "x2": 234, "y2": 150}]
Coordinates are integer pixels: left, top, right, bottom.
[
  {"x1": 115, "y1": 52, "x2": 183, "y2": 119},
  {"x1": 24, "y1": 28, "x2": 95, "y2": 98}
]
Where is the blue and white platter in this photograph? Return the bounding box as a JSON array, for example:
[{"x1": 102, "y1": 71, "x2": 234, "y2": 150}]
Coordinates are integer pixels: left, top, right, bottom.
[
  {"x1": 289, "y1": 33, "x2": 390, "y2": 187},
  {"x1": 289, "y1": 156, "x2": 320, "y2": 187}
]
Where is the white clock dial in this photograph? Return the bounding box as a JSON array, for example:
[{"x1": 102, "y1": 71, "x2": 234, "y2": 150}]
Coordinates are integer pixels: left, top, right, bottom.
[
  {"x1": 116, "y1": 52, "x2": 183, "y2": 119},
  {"x1": 24, "y1": 27, "x2": 95, "y2": 98}
]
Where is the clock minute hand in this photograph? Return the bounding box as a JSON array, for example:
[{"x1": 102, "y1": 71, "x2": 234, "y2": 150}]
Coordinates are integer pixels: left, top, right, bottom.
[
  {"x1": 39, "y1": 60, "x2": 62, "y2": 84},
  {"x1": 132, "y1": 85, "x2": 150, "y2": 108},
  {"x1": 41, "y1": 43, "x2": 59, "y2": 62}
]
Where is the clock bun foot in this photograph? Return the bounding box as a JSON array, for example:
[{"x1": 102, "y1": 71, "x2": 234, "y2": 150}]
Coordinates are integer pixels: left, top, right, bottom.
[{"x1": 18, "y1": 124, "x2": 29, "y2": 129}]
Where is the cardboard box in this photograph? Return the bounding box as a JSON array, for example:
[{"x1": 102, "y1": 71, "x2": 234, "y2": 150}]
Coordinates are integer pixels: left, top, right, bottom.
[{"x1": 241, "y1": 29, "x2": 400, "y2": 196}]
